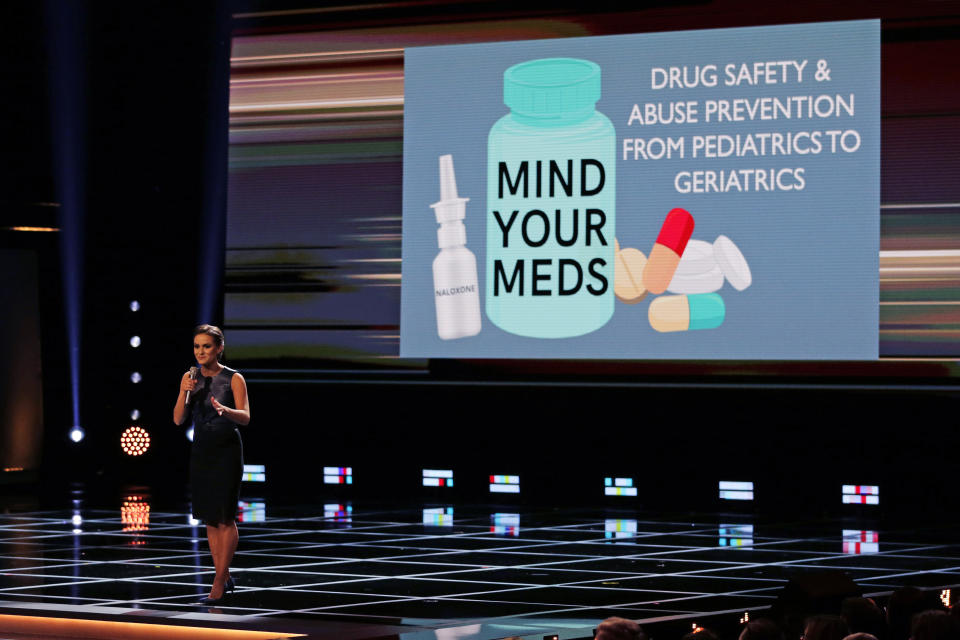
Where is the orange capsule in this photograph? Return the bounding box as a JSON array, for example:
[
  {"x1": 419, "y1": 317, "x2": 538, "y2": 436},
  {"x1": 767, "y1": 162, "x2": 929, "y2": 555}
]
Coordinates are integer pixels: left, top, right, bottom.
[{"x1": 642, "y1": 208, "x2": 695, "y2": 294}]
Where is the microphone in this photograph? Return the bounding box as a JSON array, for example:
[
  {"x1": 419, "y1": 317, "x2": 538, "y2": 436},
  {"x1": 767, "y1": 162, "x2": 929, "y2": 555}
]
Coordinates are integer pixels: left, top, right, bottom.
[{"x1": 184, "y1": 366, "x2": 199, "y2": 405}]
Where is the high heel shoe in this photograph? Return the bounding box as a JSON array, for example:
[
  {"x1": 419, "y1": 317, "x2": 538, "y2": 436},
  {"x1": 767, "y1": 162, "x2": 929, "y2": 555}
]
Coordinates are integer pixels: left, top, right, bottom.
[
  {"x1": 198, "y1": 578, "x2": 232, "y2": 605},
  {"x1": 197, "y1": 591, "x2": 228, "y2": 606}
]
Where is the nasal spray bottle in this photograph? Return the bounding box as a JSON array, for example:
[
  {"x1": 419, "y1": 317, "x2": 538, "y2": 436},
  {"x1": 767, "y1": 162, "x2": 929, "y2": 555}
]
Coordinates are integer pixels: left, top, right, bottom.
[{"x1": 431, "y1": 154, "x2": 482, "y2": 340}]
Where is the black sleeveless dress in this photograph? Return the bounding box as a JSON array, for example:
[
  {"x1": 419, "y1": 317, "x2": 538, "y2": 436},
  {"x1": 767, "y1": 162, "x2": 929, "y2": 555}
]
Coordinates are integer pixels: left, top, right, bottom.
[{"x1": 189, "y1": 366, "x2": 243, "y2": 525}]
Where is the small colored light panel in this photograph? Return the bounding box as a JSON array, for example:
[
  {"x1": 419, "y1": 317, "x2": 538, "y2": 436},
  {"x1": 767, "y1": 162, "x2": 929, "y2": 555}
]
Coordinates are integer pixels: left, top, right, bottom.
[
  {"x1": 490, "y1": 474, "x2": 520, "y2": 493},
  {"x1": 603, "y1": 477, "x2": 638, "y2": 496},
  {"x1": 719, "y1": 480, "x2": 754, "y2": 501},
  {"x1": 604, "y1": 487, "x2": 638, "y2": 496},
  {"x1": 491, "y1": 512, "x2": 519, "y2": 535},
  {"x1": 842, "y1": 485, "x2": 879, "y2": 505},
  {"x1": 423, "y1": 507, "x2": 453, "y2": 526},
  {"x1": 605, "y1": 519, "x2": 637, "y2": 539},
  {"x1": 842, "y1": 529, "x2": 879, "y2": 554},
  {"x1": 423, "y1": 469, "x2": 454, "y2": 487},
  {"x1": 719, "y1": 524, "x2": 754, "y2": 547},
  {"x1": 242, "y1": 464, "x2": 266, "y2": 482},
  {"x1": 490, "y1": 485, "x2": 519, "y2": 493},
  {"x1": 324, "y1": 503, "x2": 352, "y2": 520},
  {"x1": 323, "y1": 466, "x2": 353, "y2": 485},
  {"x1": 237, "y1": 501, "x2": 265, "y2": 522}
]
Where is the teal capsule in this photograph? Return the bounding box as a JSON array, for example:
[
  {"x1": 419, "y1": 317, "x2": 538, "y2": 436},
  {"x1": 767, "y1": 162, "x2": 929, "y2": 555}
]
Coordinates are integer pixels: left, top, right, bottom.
[{"x1": 648, "y1": 293, "x2": 725, "y2": 332}]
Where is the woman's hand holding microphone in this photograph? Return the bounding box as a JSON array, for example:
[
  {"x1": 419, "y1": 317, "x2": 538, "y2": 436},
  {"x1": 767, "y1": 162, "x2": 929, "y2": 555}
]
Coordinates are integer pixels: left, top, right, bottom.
[
  {"x1": 174, "y1": 368, "x2": 198, "y2": 425},
  {"x1": 181, "y1": 367, "x2": 199, "y2": 404}
]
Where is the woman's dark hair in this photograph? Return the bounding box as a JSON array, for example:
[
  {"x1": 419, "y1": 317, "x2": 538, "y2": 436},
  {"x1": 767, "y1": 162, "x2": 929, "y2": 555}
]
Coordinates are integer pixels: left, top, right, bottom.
[
  {"x1": 193, "y1": 324, "x2": 225, "y2": 350},
  {"x1": 805, "y1": 615, "x2": 850, "y2": 640},
  {"x1": 842, "y1": 597, "x2": 887, "y2": 640},
  {"x1": 910, "y1": 610, "x2": 960, "y2": 640},
  {"x1": 595, "y1": 617, "x2": 646, "y2": 640},
  {"x1": 741, "y1": 618, "x2": 785, "y2": 640}
]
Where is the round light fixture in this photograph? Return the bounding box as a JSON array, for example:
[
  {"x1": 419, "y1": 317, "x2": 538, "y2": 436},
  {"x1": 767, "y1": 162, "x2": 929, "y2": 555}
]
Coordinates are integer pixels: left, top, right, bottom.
[{"x1": 120, "y1": 425, "x2": 151, "y2": 456}]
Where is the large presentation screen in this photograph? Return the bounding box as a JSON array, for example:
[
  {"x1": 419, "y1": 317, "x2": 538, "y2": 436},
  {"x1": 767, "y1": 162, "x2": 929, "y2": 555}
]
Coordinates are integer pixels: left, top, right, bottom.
[
  {"x1": 226, "y1": 13, "x2": 959, "y2": 374},
  {"x1": 400, "y1": 20, "x2": 880, "y2": 360}
]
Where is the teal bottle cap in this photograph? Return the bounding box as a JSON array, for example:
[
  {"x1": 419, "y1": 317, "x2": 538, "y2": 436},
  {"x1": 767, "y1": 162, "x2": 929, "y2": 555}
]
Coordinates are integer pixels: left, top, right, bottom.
[{"x1": 504, "y1": 58, "x2": 601, "y2": 120}]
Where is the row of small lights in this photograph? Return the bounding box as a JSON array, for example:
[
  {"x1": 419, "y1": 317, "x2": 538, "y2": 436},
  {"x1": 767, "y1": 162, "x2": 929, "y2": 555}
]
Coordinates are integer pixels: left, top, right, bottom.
[
  {"x1": 122, "y1": 300, "x2": 149, "y2": 455},
  {"x1": 70, "y1": 301, "x2": 148, "y2": 455}
]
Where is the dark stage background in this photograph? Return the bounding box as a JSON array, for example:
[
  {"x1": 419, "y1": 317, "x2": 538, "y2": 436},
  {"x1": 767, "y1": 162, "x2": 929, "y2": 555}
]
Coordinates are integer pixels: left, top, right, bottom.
[{"x1": 1, "y1": 1, "x2": 958, "y2": 514}]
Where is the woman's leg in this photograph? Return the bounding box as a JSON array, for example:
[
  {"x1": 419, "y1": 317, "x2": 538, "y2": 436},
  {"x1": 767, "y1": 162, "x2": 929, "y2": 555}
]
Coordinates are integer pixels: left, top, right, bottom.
[
  {"x1": 216, "y1": 521, "x2": 238, "y2": 584},
  {"x1": 206, "y1": 524, "x2": 224, "y2": 597}
]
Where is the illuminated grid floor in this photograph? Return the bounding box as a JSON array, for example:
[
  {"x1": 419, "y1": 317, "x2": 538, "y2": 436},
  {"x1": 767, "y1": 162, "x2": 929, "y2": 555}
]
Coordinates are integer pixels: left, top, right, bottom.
[{"x1": 1, "y1": 501, "x2": 959, "y2": 639}]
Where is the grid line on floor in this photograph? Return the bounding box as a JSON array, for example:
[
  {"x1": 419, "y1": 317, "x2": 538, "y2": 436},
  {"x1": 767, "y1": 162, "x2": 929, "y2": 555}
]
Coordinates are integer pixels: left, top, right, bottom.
[{"x1": 1, "y1": 502, "x2": 959, "y2": 631}]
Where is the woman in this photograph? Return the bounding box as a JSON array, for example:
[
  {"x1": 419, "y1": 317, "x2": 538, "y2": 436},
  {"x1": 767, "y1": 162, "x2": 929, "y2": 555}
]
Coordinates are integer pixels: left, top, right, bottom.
[{"x1": 173, "y1": 324, "x2": 250, "y2": 605}]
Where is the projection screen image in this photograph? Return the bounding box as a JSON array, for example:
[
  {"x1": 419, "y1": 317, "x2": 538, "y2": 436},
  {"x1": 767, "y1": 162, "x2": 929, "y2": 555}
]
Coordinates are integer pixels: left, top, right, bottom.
[{"x1": 225, "y1": 17, "x2": 959, "y2": 372}]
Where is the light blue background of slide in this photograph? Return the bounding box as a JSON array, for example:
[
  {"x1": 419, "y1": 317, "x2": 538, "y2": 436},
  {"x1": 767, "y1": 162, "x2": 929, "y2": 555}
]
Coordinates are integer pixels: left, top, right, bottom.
[{"x1": 400, "y1": 20, "x2": 880, "y2": 360}]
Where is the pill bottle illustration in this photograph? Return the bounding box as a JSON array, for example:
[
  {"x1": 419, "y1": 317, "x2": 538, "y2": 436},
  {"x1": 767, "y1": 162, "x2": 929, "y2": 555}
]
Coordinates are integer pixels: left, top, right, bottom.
[
  {"x1": 486, "y1": 58, "x2": 616, "y2": 338},
  {"x1": 431, "y1": 154, "x2": 482, "y2": 340}
]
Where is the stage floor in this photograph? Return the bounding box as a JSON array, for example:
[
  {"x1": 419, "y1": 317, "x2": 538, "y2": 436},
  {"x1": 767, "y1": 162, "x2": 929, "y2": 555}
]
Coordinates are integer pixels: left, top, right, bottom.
[{"x1": 0, "y1": 497, "x2": 958, "y2": 639}]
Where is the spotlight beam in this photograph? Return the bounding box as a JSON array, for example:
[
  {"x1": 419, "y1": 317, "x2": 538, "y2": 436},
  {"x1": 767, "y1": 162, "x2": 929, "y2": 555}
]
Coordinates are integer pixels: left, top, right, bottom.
[{"x1": 45, "y1": 1, "x2": 87, "y2": 437}]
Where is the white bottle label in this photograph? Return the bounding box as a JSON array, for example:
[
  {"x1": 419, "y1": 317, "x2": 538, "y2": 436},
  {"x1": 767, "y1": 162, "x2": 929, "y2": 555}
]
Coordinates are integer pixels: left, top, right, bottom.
[{"x1": 433, "y1": 248, "x2": 482, "y2": 340}]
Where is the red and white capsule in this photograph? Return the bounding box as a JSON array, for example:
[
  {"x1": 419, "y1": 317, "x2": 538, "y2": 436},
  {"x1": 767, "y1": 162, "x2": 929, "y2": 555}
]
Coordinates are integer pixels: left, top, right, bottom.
[{"x1": 642, "y1": 208, "x2": 695, "y2": 294}]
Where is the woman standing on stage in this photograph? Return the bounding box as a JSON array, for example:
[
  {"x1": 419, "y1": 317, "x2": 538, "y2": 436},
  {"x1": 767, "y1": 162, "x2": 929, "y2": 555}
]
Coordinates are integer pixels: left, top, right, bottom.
[{"x1": 173, "y1": 324, "x2": 250, "y2": 605}]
